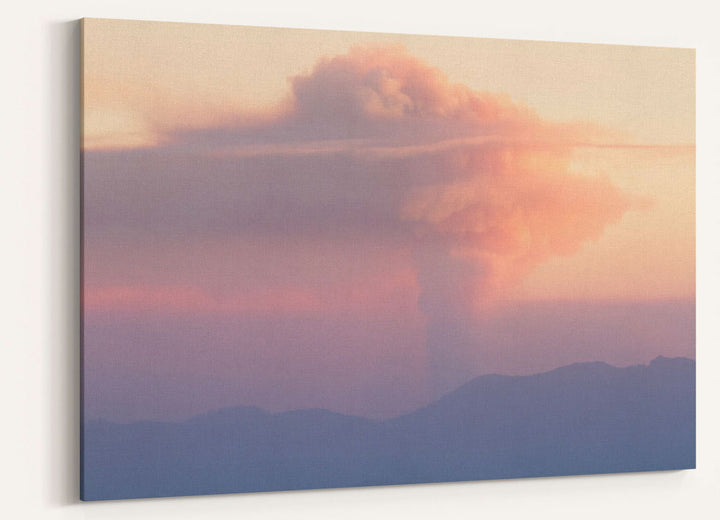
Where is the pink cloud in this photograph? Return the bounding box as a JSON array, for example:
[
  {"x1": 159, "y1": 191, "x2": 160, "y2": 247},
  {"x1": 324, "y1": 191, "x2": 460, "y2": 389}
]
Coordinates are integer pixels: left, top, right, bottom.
[
  {"x1": 84, "y1": 268, "x2": 419, "y2": 316},
  {"x1": 273, "y1": 45, "x2": 639, "y2": 307}
]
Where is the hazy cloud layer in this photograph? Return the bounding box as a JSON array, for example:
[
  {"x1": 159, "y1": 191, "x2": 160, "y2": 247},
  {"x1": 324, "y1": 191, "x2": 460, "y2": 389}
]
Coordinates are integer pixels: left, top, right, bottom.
[{"x1": 84, "y1": 45, "x2": 648, "y2": 408}]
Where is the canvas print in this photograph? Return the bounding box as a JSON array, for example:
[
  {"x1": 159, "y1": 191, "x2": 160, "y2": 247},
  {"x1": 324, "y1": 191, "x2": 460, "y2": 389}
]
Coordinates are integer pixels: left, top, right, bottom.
[{"x1": 80, "y1": 18, "x2": 696, "y2": 501}]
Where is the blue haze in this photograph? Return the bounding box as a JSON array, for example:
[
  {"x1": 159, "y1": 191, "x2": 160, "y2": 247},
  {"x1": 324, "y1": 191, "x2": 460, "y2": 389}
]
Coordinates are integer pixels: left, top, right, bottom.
[{"x1": 81, "y1": 356, "x2": 695, "y2": 500}]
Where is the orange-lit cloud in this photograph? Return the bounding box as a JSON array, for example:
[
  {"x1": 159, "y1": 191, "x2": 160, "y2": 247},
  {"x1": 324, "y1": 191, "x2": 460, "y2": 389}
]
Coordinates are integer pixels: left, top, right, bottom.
[{"x1": 267, "y1": 45, "x2": 640, "y2": 311}]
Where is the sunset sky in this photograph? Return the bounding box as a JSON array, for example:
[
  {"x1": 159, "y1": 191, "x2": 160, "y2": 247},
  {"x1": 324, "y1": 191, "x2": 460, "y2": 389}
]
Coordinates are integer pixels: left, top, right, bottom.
[{"x1": 82, "y1": 18, "x2": 695, "y2": 422}]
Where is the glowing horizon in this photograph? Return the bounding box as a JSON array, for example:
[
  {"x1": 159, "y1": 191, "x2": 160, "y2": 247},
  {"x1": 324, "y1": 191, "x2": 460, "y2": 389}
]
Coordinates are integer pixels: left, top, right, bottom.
[{"x1": 81, "y1": 19, "x2": 694, "y2": 422}]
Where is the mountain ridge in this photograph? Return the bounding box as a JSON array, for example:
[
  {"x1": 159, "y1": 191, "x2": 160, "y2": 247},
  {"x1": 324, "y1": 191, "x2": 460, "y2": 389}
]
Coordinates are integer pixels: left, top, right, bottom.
[
  {"x1": 82, "y1": 355, "x2": 695, "y2": 500},
  {"x1": 87, "y1": 356, "x2": 694, "y2": 426}
]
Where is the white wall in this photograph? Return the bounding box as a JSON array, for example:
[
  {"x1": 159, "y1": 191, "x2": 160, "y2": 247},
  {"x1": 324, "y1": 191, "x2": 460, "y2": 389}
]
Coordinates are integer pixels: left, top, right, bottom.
[{"x1": 1, "y1": 1, "x2": 718, "y2": 518}]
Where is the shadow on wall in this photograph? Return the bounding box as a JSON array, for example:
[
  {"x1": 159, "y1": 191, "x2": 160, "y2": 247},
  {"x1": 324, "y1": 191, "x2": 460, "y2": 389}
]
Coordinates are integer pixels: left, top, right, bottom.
[{"x1": 45, "y1": 19, "x2": 81, "y2": 506}]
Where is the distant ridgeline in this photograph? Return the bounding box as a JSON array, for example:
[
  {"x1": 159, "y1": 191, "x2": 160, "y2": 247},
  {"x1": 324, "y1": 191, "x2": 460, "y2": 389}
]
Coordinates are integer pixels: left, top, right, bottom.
[{"x1": 81, "y1": 356, "x2": 695, "y2": 500}]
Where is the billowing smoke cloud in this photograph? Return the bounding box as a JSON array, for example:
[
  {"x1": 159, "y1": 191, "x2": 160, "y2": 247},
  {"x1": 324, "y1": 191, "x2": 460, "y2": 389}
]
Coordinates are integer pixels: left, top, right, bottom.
[
  {"x1": 87, "y1": 45, "x2": 642, "y2": 397},
  {"x1": 289, "y1": 44, "x2": 533, "y2": 141},
  {"x1": 276, "y1": 45, "x2": 635, "y2": 385}
]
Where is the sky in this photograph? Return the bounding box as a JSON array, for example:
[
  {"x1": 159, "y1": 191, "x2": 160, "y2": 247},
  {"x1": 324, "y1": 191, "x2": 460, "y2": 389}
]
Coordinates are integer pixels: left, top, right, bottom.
[{"x1": 81, "y1": 18, "x2": 695, "y2": 422}]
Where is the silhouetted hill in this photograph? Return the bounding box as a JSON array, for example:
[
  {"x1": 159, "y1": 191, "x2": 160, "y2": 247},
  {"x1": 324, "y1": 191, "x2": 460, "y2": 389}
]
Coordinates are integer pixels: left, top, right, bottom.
[{"x1": 82, "y1": 356, "x2": 695, "y2": 500}]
